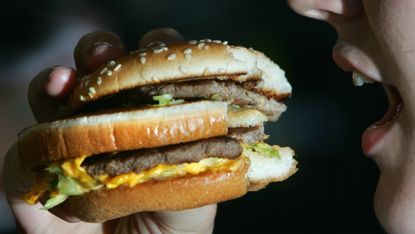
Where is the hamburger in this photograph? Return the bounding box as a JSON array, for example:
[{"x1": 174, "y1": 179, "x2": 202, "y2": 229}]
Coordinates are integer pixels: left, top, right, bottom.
[{"x1": 19, "y1": 39, "x2": 298, "y2": 222}]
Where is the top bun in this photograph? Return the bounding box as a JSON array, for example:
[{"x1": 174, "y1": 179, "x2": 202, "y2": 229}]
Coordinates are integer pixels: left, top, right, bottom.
[{"x1": 64, "y1": 39, "x2": 291, "y2": 114}]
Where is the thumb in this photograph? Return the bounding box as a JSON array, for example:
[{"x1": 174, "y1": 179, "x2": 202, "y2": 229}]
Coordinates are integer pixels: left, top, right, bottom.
[
  {"x1": 2, "y1": 144, "x2": 34, "y2": 200},
  {"x1": 155, "y1": 205, "x2": 217, "y2": 234}
]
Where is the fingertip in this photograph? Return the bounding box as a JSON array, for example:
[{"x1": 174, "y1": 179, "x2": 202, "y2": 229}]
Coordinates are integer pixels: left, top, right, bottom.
[
  {"x1": 45, "y1": 67, "x2": 77, "y2": 98},
  {"x1": 139, "y1": 28, "x2": 185, "y2": 48},
  {"x1": 28, "y1": 66, "x2": 77, "y2": 122},
  {"x1": 75, "y1": 31, "x2": 125, "y2": 75}
]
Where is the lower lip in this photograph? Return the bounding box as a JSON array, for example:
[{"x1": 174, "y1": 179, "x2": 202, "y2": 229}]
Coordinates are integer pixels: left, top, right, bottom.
[{"x1": 361, "y1": 86, "x2": 403, "y2": 155}]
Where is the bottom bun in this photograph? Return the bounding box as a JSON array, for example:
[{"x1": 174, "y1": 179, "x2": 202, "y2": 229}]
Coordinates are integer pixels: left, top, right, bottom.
[{"x1": 61, "y1": 160, "x2": 250, "y2": 222}]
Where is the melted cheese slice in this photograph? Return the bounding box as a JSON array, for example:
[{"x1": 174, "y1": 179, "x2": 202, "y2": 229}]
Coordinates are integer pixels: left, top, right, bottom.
[
  {"x1": 60, "y1": 156, "x2": 243, "y2": 190},
  {"x1": 100, "y1": 157, "x2": 245, "y2": 189},
  {"x1": 61, "y1": 155, "x2": 97, "y2": 188}
]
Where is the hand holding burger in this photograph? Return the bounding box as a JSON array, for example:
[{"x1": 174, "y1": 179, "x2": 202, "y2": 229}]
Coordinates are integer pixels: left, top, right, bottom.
[{"x1": 3, "y1": 29, "x2": 217, "y2": 234}]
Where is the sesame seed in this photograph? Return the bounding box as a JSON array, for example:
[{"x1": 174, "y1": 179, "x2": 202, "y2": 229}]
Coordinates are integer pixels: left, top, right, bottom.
[
  {"x1": 146, "y1": 41, "x2": 156, "y2": 47},
  {"x1": 185, "y1": 53, "x2": 192, "y2": 60},
  {"x1": 203, "y1": 45, "x2": 210, "y2": 50},
  {"x1": 114, "y1": 64, "x2": 122, "y2": 71},
  {"x1": 107, "y1": 60, "x2": 116, "y2": 67},
  {"x1": 84, "y1": 79, "x2": 89, "y2": 87},
  {"x1": 153, "y1": 48, "x2": 163, "y2": 54},
  {"x1": 200, "y1": 39, "x2": 211, "y2": 43},
  {"x1": 188, "y1": 40, "x2": 197, "y2": 44},
  {"x1": 97, "y1": 77, "x2": 102, "y2": 85},
  {"x1": 159, "y1": 43, "x2": 166, "y2": 47},
  {"x1": 222, "y1": 41, "x2": 228, "y2": 45},
  {"x1": 183, "y1": 48, "x2": 192, "y2": 54},
  {"x1": 88, "y1": 87, "x2": 96, "y2": 94},
  {"x1": 79, "y1": 95, "x2": 85, "y2": 101},
  {"x1": 129, "y1": 50, "x2": 138, "y2": 54},
  {"x1": 140, "y1": 57, "x2": 146, "y2": 64},
  {"x1": 162, "y1": 47, "x2": 168, "y2": 51},
  {"x1": 167, "y1": 53, "x2": 176, "y2": 60},
  {"x1": 139, "y1": 52, "x2": 147, "y2": 57},
  {"x1": 213, "y1": 40, "x2": 222, "y2": 44},
  {"x1": 197, "y1": 42, "x2": 205, "y2": 49},
  {"x1": 100, "y1": 67, "x2": 108, "y2": 75},
  {"x1": 106, "y1": 70, "x2": 113, "y2": 76},
  {"x1": 88, "y1": 92, "x2": 94, "y2": 98}
]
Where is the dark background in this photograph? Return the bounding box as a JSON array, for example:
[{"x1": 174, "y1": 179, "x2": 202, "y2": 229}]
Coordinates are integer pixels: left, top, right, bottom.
[{"x1": 1, "y1": 0, "x2": 386, "y2": 233}]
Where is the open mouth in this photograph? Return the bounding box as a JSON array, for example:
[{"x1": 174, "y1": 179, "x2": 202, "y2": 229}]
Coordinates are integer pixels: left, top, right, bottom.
[{"x1": 353, "y1": 72, "x2": 404, "y2": 155}]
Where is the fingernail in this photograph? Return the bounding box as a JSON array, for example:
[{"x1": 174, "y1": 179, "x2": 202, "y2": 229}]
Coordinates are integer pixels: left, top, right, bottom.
[
  {"x1": 46, "y1": 67, "x2": 72, "y2": 97},
  {"x1": 139, "y1": 28, "x2": 185, "y2": 48},
  {"x1": 88, "y1": 41, "x2": 113, "y2": 56},
  {"x1": 145, "y1": 41, "x2": 164, "y2": 48}
]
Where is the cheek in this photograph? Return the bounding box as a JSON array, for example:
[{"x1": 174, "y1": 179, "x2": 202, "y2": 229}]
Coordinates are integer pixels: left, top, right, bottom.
[{"x1": 363, "y1": 0, "x2": 415, "y2": 53}]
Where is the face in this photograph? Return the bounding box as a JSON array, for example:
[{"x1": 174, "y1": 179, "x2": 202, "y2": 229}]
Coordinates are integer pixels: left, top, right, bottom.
[{"x1": 288, "y1": 0, "x2": 415, "y2": 232}]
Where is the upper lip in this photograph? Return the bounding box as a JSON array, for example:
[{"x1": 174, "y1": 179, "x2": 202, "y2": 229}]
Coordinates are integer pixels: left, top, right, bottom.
[
  {"x1": 332, "y1": 42, "x2": 405, "y2": 103},
  {"x1": 332, "y1": 46, "x2": 354, "y2": 72},
  {"x1": 332, "y1": 45, "x2": 378, "y2": 84}
]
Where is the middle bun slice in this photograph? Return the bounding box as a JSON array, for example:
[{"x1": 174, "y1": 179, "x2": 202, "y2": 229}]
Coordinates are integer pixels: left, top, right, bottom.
[{"x1": 19, "y1": 101, "x2": 229, "y2": 169}]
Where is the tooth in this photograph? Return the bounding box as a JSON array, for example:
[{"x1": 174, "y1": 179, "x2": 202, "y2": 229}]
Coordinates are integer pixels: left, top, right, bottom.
[{"x1": 352, "y1": 72, "x2": 374, "y2": 86}]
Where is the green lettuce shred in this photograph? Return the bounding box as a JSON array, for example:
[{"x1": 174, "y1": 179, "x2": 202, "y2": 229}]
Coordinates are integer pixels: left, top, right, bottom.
[
  {"x1": 227, "y1": 104, "x2": 241, "y2": 111},
  {"x1": 46, "y1": 165, "x2": 86, "y2": 195},
  {"x1": 210, "y1": 93, "x2": 223, "y2": 101},
  {"x1": 243, "y1": 142, "x2": 281, "y2": 159},
  {"x1": 152, "y1": 94, "x2": 184, "y2": 106},
  {"x1": 43, "y1": 165, "x2": 87, "y2": 209},
  {"x1": 42, "y1": 194, "x2": 68, "y2": 210}
]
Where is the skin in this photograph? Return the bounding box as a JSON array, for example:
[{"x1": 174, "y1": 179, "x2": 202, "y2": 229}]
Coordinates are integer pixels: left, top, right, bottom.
[
  {"x1": 2, "y1": 29, "x2": 216, "y2": 234},
  {"x1": 287, "y1": 0, "x2": 415, "y2": 233}
]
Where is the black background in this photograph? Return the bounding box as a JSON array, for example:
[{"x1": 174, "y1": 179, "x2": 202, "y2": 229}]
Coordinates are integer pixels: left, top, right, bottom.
[{"x1": 2, "y1": 0, "x2": 387, "y2": 233}]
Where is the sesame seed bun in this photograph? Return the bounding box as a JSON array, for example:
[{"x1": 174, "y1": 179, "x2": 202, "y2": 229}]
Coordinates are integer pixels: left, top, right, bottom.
[
  {"x1": 64, "y1": 40, "x2": 291, "y2": 115},
  {"x1": 18, "y1": 39, "x2": 297, "y2": 222}
]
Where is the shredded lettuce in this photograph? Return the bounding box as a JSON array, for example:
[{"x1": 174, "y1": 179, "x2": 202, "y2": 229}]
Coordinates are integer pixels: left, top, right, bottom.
[
  {"x1": 152, "y1": 94, "x2": 184, "y2": 106},
  {"x1": 43, "y1": 165, "x2": 87, "y2": 209},
  {"x1": 42, "y1": 194, "x2": 68, "y2": 210},
  {"x1": 243, "y1": 142, "x2": 281, "y2": 159},
  {"x1": 228, "y1": 104, "x2": 241, "y2": 111},
  {"x1": 46, "y1": 165, "x2": 87, "y2": 195},
  {"x1": 210, "y1": 93, "x2": 223, "y2": 101}
]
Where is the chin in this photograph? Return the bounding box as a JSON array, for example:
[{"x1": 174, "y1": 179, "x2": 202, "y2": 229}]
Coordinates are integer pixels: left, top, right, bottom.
[
  {"x1": 373, "y1": 131, "x2": 415, "y2": 234},
  {"x1": 374, "y1": 176, "x2": 415, "y2": 234}
]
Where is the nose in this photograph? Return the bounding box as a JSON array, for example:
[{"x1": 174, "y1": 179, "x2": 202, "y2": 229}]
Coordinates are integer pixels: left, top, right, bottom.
[{"x1": 287, "y1": 0, "x2": 363, "y2": 21}]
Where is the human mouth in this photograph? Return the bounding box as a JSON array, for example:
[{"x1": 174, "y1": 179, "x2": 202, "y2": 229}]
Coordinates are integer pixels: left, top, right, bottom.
[{"x1": 353, "y1": 72, "x2": 404, "y2": 156}]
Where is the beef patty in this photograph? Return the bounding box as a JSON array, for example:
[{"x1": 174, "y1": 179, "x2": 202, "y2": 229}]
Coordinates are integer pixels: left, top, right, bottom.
[
  {"x1": 78, "y1": 80, "x2": 285, "y2": 121},
  {"x1": 228, "y1": 125, "x2": 268, "y2": 144},
  {"x1": 83, "y1": 137, "x2": 243, "y2": 177}
]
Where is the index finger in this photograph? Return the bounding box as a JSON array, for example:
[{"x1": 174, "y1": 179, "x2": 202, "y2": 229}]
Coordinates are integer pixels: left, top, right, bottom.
[{"x1": 138, "y1": 28, "x2": 185, "y2": 49}]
